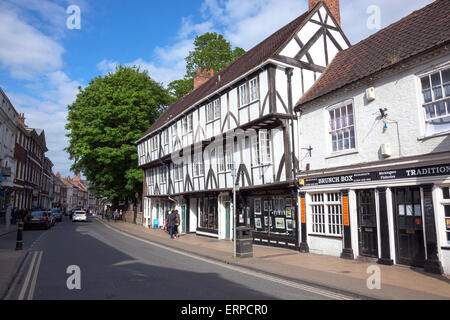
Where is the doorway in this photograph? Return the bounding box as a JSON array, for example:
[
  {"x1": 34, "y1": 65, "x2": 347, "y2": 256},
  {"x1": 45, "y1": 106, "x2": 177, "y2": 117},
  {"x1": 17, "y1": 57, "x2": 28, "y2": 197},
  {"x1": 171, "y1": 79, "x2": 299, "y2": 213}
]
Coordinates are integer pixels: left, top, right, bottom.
[
  {"x1": 393, "y1": 187, "x2": 425, "y2": 267},
  {"x1": 356, "y1": 190, "x2": 378, "y2": 258}
]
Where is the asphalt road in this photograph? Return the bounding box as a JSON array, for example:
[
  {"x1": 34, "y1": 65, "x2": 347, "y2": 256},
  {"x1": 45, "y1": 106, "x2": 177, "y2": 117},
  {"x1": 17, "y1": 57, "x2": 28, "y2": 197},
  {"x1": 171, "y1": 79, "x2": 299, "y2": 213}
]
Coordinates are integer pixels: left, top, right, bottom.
[{"x1": 4, "y1": 217, "x2": 355, "y2": 300}]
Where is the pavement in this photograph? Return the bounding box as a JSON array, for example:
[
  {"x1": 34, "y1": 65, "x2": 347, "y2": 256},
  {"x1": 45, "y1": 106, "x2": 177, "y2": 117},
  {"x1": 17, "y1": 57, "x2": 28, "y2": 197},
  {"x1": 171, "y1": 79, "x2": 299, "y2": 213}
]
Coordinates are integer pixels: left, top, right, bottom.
[
  {"x1": 0, "y1": 223, "x2": 27, "y2": 299},
  {"x1": 99, "y1": 218, "x2": 450, "y2": 300}
]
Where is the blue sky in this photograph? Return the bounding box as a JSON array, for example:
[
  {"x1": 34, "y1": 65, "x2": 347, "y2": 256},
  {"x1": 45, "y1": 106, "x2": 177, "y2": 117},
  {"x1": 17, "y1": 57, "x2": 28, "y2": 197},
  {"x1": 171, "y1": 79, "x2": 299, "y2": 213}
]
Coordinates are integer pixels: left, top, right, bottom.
[{"x1": 0, "y1": 0, "x2": 435, "y2": 178}]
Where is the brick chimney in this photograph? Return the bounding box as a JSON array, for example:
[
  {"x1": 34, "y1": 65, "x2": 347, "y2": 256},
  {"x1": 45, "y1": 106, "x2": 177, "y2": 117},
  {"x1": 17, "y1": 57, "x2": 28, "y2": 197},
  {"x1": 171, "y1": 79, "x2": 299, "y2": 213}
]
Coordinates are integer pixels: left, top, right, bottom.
[
  {"x1": 17, "y1": 113, "x2": 26, "y2": 126},
  {"x1": 73, "y1": 173, "x2": 81, "y2": 182},
  {"x1": 309, "y1": 0, "x2": 340, "y2": 26},
  {"x1": 56, "y1": 172, "x2": 61, "y2": 178},
  {"x1": 194, "y1": 68, "x2": 214, "y2": 90}
]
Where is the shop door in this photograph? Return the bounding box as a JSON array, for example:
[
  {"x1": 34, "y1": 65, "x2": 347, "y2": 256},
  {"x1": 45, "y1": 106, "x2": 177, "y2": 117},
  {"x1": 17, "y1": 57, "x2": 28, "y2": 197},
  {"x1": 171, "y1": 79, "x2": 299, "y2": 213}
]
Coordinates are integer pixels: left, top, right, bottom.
[
  {"x1": 181, "y1": 205, "x2": 186, "y2": 233},
  {"x1": 225, "y1": 202, "x2": 230, "y2": 239},
  {"x1": 393, "y1": 188, "x2": 425, "y2": 267},
  {"x1": 356, "y1": 190, "x2": 378, "y2": 257}
]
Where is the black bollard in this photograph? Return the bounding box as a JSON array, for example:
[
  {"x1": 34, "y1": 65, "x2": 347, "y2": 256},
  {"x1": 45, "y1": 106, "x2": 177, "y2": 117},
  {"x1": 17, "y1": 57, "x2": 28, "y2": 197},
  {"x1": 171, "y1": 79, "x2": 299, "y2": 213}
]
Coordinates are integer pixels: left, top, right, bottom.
[{"x1": 15, "y1": 219, "x2": 23, "y2": 251}]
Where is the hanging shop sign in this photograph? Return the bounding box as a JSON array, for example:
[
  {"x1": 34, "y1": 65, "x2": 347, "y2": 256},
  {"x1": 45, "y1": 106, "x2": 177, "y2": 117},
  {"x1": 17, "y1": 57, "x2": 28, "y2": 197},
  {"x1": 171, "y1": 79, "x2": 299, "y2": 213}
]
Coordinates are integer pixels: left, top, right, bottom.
[{"x1": 301, "y1": 163, "x2": 450, "y2": 186}]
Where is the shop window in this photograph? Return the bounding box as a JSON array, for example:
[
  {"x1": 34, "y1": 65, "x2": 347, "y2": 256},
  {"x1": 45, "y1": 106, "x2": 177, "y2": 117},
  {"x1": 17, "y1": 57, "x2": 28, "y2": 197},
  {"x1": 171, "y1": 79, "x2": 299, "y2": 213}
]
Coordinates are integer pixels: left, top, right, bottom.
[
  {"x1": 420, "y1": 67, "x2": 450, "y2": 136},
  {"x1": 198, "y1": 198, "x2": 218, "y2": 231},
  {"x1": 442, "y1": 187, "x2": 450, "y2": 245},
  {"x1": 310, "y1": 192, "x2": 343, "y2": 236}
]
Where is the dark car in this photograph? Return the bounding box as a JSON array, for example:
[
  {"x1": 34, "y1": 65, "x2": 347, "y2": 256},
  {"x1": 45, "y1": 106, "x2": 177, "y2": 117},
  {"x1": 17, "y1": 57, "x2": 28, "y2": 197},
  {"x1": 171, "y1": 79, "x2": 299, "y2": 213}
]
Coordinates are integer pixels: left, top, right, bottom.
[
  {"x1": 51, "y1": 208, "x2": 63, "y2": 222},
  {"x1": 24, "y1": 211, "x2": 52, "y2": 230}
]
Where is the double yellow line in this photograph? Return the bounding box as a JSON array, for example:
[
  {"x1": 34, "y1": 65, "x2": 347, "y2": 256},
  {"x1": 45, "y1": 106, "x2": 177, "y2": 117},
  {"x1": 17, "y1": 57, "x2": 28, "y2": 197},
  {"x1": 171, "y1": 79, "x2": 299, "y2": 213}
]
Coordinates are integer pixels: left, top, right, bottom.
[{"x1": 18, "y1": 251, "x2": 43, "y2": 300}]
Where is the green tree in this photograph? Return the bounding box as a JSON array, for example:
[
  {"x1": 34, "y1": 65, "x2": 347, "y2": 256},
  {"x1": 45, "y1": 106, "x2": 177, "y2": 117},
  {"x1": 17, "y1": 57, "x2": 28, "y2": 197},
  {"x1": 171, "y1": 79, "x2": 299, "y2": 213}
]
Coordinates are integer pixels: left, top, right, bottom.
[
  {"x1": 65, "y1": 65, "x2": 172, "y2": 206},
  {"x1": 168, "y1": 32, "x2": 245, "y2": 100}
]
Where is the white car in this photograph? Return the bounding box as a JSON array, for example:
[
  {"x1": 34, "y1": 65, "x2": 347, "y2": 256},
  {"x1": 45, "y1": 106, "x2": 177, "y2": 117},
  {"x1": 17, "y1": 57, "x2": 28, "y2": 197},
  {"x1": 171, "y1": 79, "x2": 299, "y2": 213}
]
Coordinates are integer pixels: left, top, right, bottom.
[{"x1": 72, "y1": 210, "x2": 88, "y2": 222}]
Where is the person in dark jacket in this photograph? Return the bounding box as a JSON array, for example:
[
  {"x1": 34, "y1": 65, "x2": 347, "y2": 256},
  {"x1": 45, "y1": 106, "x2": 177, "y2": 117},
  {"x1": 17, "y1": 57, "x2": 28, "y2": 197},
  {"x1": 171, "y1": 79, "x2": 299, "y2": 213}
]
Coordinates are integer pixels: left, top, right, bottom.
[{"x1": 167, "y1": 210, "x2": 177, "y2": 240}]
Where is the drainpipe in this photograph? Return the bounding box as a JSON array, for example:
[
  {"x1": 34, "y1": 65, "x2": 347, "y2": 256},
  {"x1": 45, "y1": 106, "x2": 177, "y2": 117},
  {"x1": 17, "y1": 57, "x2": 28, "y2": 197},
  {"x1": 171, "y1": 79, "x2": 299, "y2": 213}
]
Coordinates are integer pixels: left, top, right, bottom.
[{"x1": 285, "y1": 68, "x2": 298, "y2": 187}]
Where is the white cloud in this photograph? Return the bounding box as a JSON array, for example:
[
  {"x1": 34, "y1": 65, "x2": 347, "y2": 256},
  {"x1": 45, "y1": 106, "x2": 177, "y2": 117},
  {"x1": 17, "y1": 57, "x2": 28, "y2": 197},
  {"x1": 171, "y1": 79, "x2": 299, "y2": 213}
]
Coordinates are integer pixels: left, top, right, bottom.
[{"x1": 0, "y1": 7, "x2": 64, "y2": 80}]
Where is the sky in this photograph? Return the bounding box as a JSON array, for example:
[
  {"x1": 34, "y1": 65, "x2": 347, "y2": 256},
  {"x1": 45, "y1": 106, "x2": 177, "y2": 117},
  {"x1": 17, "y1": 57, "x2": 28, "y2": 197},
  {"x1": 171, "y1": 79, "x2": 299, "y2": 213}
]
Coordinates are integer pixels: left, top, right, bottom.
[{"x1": 0, "y1": 0, "x2": 435, "y2": 178}]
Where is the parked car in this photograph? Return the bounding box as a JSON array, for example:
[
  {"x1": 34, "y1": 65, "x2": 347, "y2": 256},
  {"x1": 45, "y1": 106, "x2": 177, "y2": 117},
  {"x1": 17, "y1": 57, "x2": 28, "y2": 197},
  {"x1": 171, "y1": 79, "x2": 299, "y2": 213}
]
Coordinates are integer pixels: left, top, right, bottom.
[
  {"x1": 72, "y1": 210, "x2": 88, "y2": 222},
  {"x1": 24, "y1": 211, "x2": 52, "y2": 230},
  {"x1": 51, "y1": 208, "x2": 63, "y2": 222}
]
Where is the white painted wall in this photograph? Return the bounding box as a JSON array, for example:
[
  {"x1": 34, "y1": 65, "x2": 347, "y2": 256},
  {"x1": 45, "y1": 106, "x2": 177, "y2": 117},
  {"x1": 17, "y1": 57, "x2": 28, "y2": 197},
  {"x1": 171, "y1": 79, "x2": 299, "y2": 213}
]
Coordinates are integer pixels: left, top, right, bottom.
[{"x1": 298, "y1": 54, "x2": 450, "y2": 172}]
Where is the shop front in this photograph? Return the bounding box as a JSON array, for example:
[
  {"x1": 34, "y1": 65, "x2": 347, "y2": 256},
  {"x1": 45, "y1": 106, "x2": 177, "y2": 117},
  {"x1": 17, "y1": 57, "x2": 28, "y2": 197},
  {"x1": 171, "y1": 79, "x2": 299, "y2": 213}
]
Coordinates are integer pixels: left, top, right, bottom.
[
  {"x1": 298, "y1": 162, "x2": 450, "y2": 274},
  {"x1": 239, "y1": 187, "x2": 299, "y2": 250},
  {"x1": 195, "y1": 195, "x2": 219, "y2": 237}
]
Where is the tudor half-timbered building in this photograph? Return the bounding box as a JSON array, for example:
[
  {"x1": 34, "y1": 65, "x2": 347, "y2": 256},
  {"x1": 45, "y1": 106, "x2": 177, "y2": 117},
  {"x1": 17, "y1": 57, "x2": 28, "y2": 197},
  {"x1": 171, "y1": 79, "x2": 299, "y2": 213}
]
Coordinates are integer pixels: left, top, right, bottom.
[{"x1": 137, "y1": 0, "x2": 350, "y2": 248}]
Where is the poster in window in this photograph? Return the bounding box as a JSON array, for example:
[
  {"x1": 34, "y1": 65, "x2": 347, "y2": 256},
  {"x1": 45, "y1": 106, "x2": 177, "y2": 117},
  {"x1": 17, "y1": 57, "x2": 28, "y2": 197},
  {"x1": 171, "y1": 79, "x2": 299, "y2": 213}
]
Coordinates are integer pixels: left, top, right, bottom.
[
  {"x1": 398, "y1": 205, "x2": 405, "y2": 216},
  {"x1": 286, "y1": 219, "x2": 293, "y2": 231},
  {"x1": 286, "y1": 198, "x2": 292, "y2": 207},
  {"x1": 406, "y1": 205, "x2": 413, "y2": 216},
  {"x1": 446, "y1": 218, "x2": 450, "y2": 230},
  {"x1": 254, "y1": 199, "x2": 261, "y2": 214},
  {"x1": 286, "y1": 207, "x2": 292, "y2": 218},
  {"x1": 275, "y1": 217, "x2": 285, "y2": 230},
  {"x1": 264, "y1": 216, "x2": 269, "y2": 226},
  {"x1": 269, "y1": 216, "x2": 272, "y2": 226},
  {"x1": 255, "y1": 218, "x2": 262, "y2": 229},
  {"x1": 414, "y1": 204, "x2": 422, "y2": 217},
  {"x1": 264, "y1": 201, "x2": 271, "y2": 212}
]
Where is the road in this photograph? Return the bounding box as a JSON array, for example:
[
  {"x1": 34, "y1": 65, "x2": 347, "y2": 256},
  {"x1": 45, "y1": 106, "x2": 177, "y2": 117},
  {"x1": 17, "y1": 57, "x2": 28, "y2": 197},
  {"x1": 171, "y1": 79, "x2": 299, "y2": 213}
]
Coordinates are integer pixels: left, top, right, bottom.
[{"x1": 4, "y1": 216, "x2": 357, "y2": 300}]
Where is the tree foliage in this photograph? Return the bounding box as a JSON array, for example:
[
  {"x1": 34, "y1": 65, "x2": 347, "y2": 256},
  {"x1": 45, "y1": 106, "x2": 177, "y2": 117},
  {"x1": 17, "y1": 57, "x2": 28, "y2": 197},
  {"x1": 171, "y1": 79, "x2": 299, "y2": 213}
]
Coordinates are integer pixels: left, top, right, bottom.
[
  {"x1": 65, "y1": 66, "x2": 172, "y2": 205},
  {"x1": 168, "y1": 32, "x2": 245, "y2": 100}
]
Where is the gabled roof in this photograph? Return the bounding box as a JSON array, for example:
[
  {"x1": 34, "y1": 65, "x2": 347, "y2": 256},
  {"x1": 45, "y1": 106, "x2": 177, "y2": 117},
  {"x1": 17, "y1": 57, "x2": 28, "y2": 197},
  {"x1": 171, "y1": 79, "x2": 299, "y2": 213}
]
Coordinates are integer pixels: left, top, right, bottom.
[
  {"x1": 295, "y1": 0, "x2": 450, "y2": 110},
  {"x1": 138, "y1": 1, "x2": 342, "y2": 142}
]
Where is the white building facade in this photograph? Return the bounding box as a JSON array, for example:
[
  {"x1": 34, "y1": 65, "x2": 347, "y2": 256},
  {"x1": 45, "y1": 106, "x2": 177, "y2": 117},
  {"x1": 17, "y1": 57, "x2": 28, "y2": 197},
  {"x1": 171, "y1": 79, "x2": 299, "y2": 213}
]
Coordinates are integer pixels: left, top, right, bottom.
[
  {"x1": 295, "y1": 0, "x2": 450, "y2": 275},
  {"x1": 0, "y1": 88, "x2": 18, "y2": 224}
]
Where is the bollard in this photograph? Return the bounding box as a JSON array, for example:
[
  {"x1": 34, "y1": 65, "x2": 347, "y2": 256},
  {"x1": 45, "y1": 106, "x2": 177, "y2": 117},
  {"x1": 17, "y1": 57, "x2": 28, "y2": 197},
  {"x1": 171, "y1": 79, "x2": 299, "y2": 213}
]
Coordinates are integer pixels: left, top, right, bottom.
[{"x1": 15, "y1": 219, "x2": 23, "y2": 251}]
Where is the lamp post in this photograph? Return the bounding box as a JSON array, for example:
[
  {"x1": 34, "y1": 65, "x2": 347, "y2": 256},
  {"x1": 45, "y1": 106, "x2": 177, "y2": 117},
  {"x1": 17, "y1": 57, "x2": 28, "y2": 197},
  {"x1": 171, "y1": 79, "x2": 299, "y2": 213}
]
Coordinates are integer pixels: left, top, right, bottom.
[{"x1": 231, "y1": 159, "x2": 237, "y2": 258}]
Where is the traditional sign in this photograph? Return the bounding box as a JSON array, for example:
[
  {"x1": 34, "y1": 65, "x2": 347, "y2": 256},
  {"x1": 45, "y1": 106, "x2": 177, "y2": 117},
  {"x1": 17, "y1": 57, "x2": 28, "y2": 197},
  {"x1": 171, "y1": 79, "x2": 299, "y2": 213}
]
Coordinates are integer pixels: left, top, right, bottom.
[
  {"x1": 343, "y1": 196, "x2": 349, "y2": 226},
  {"x1": 302, "y1": 163, "x2": 450, "y2": 186},
  {"x1": 301, "y1": 198, "x2": 306, "y2": 224}
]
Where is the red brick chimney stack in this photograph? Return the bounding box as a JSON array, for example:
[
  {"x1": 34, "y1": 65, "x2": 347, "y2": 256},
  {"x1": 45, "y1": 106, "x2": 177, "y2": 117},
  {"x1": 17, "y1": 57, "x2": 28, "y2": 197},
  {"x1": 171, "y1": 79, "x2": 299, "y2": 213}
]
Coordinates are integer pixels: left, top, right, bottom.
[
  {"x1": 194, "y1": 68, "x2": 214, "y2": 90},
  {"x1": 309, "y1": 0, "x2": 340, "y2": 26}
]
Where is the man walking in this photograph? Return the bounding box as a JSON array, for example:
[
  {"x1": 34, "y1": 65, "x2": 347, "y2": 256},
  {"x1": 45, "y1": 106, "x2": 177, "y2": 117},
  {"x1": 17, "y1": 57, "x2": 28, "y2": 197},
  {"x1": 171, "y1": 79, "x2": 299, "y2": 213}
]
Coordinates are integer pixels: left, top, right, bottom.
[
  {"x1": 174, "y1": 210, "x2": 180, "y2": 239},
  {"x1": 167, "y1": 210, "x2": 177, "y2": 240},
  {"x1": 113, "y1": 209, "x2": 119, "y2": 222}
]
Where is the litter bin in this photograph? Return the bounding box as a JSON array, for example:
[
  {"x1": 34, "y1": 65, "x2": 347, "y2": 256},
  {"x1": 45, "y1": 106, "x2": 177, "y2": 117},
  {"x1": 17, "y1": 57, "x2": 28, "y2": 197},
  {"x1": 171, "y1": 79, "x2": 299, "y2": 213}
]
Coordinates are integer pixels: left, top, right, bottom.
[{"x1": 236, "y1": 226, "x2": 253, "y2": 258}]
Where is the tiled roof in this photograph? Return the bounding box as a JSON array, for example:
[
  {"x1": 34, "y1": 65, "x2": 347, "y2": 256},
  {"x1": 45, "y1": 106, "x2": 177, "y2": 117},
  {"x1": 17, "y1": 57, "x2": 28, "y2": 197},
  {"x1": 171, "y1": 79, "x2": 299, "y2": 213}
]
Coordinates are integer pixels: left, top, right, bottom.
[
  {"x1": 138, "y1": 5, "x2": 323, "y2": 141},
  {"x1": 295, "y1": 0, "x2": 450, "y2": 109}
]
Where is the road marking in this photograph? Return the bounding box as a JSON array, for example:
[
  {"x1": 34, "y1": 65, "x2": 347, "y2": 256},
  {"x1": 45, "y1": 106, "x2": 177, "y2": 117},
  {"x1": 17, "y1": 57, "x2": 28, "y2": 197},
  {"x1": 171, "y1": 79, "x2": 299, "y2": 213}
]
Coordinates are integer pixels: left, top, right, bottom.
[
  {"x1": 18, "y1": 252, "x2": 37, "y2": 300},
  {"x1": 99, "y1": 220, "x2": 355, "y2": 300},
  {"x1": 27, "y1": 251, "x2": 43, "y2": 300}
]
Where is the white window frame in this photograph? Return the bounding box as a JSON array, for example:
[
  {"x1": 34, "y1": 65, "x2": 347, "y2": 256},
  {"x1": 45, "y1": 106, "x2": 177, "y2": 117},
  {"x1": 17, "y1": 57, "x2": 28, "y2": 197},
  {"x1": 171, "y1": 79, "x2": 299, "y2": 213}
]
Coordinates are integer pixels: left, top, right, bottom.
[
  {"x1": 163, "y1": 129, "x2": 169, "y2": 145},
  {"x1": 249, "y1": 77, "x2": 259, "y2": 102},
  {"x1": 183, "y1": 114, "x2": 193, "y2": 134},
  {"x1": 309, "y1": 192, "x2": 343, "y2": 237},
  {"x1": 440, "y1": 186, "x2": 450, "y2": 246},
  {"x1": 193, "y1": 152, "x2": 204, "y2": 177},
  {"x1": 327, "y1": 100, "x2": 356, "y2": 154},
  {"x1": 239, "y1": 83, "x2": 248, "y2": 107},
  {"x1": 172, "y1": 123, "x2": 177, "y2": 137},
  {"x1": 419, "y1": 65, "x2": 450, "y2": 137}
]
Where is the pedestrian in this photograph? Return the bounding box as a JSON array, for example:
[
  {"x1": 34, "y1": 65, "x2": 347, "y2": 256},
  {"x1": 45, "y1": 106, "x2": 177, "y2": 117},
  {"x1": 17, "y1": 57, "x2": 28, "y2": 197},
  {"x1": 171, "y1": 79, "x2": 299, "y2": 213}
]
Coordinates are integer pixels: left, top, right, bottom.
[
  {"x1": 167, "y1": 210, "x2": 177, "y2": 240},
  {"x1": 119, "y1": 209, "x2": 123, "y2": 221},
  {"x1": 11, "y1": 207, "x2": 17, "y2": 225},
  {"x1": 174, "y1": 210, "x2": 180, "y2": 239},
  {"x1": 113, "y1": 209, "x2": 119, "y2": 222}
]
